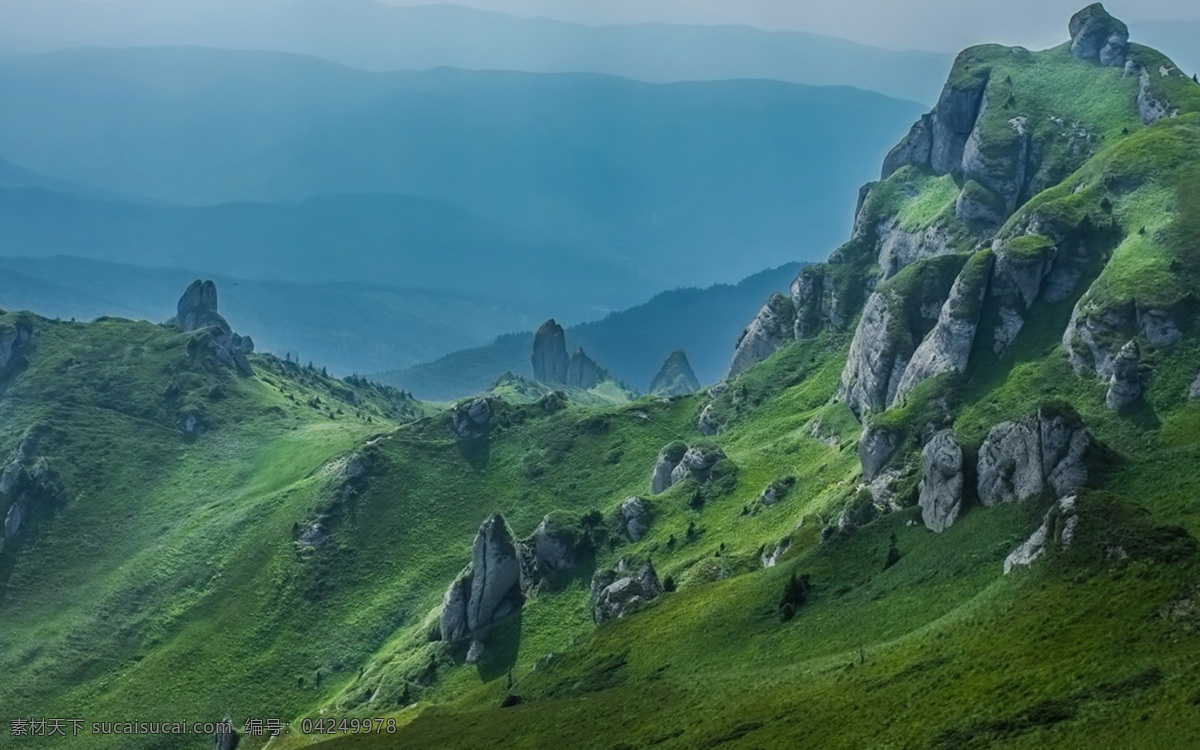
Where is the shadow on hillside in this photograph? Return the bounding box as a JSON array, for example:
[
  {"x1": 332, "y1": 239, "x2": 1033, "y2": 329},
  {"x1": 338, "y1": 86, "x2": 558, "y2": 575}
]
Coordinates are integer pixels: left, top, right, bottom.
[
  {"x1": 456, "y1": 436, "x2": 491, "y2": 470},
  {"x1": 476, "y1": 608, "x2": 522, "y2": 683}
]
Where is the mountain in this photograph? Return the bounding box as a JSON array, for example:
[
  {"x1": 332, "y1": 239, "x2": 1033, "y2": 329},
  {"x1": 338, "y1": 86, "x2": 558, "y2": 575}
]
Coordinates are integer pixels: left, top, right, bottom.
[
  {"x1": 0, "y1": 47, "x2": 924, "y2": 293},
  {"x1": 0, "y1": 0, "x2": 952, "y2": 102},
  {"x1": 4, "y1": 6, "x2": 1200, "y2": 750},
  {"x1": 378, "y1": 263, "x2": 803, "y2": 400},
  {"x1": 0, "y1": 255, "x2": 549, "y2": 374}
]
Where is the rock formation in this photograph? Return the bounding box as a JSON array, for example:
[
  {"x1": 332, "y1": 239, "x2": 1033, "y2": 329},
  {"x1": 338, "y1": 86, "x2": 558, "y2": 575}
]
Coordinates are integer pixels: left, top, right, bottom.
[
  {"x1": 566, "y1": 348, "x2": 604, "y2": 390},
  {"x1": 858, "y1": 423, "x2": 900, "y2": 482},
  {"x1": 619, "y1": 497, "x2": 651, "y2": 542},
  {"x1": 838, "y1": 291, "x2": 912, "y2": 418},
  {"x1": 450, "y1": 397, "x2": 493, "y2": 440},
  {"x1": 531, "y1": 319, "x2": 569, "y2": 384},
  {"x1": 518, "y1": 514, "x2": 581, "y2": 593},
  {"x1": 918, "y1": 430, "x2": 964, "y2": 532},
  {"x1": 1105, "y1": 340, "x2": 1143, "y2": 411},
  {"x1": 171, "y1": 280, "x2": 254, "y2": 376},
  {"x1": 649, "y1": 350, "x2": 700, "y2": 396},
  {"x1": 212, "y1": 721, "x2": 240, "y2": 750},
  {"x1": 0, "y1": 319, "x2": 33, "y2": 379},
  {"x1": 791, "y1": 266, "x2": 845, "y2": 338},
  {"x1": 1068, "y1": 3, "x2": 1129, "y2": 67},
  {"x1": 977, "y1": 408, "x2": 1089, "y2": 506},
  {"x1": 697, "y1": 404, "x2": 723, "y2": 437},
  {"x1": 0, "y1": 435, "x2": 57, "y2": 544},
  {"x1": 761, "y1": 539, "x2": 791, "y2": 568},
  {"x1": 1004, "y1": 495, "x2": 1080, "y2": 574},
  {"x1": 650, "y1": 442, "x2": 690, "y2": 494},
  {"x1": 669, "y1": 445, "x2": 727, "y2": 486},
  {"x1": 439, "y1": 513, "x2": 522, "y2": 643},
  {"x1": 592, "y1": 561, "x2": 663, "y2": 624},
  {"x1": 727, "y1": 293, "x2": 797, "y2": 379}
]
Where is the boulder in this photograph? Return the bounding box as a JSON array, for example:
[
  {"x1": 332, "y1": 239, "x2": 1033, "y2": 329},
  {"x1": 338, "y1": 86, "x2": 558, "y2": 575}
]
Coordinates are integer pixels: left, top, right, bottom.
[
  {"x1": 518, "y1": 514, "x2": 580, "y2": 593},
  {"x1": 531, "y1": 319, "x2": 569, "y2": 384},
  {"x1": 175, "y1": 280, "x2": 231, "y2": 334},
  {"x1": 450, "y1": 398, "x2": 493, "y2": 440},
  {"x1": 669, "y1": 445, "x2": 727, "y2": 486},
  {"x1": 650, "y1": 442, "x2": 689, "y2": 495},
  {"x1": 592, "y1": 562, "x2": 663, "y2": 624},
  {"x1": 0, "y1": 439, "x2": 57, "y2": 542},
  {"x1": 930, "y1": 65, "x2": 989, "y2": 175},
  {"x1": 1105, "y1": 340, "x2": 1143, "y2": 411},
  {"x1": 989, "y1": 235, "x2": 1057, "y2": 354},
  {"x1": 1068, "y1": 3, "x2": 1129, "y2": 67},
  {"x1": 1137, "y1": 67, "x2": 1179, "y2": 125},
  {"x1": 438, "y1": 513, "x2": 523, "y2": 642},
  {"x1": 620, "y1": 497, "x2": 651, "y2": 542},
  {"x1": 960, "y1": 99, "x2": 1031, "y2": 218},
  {"x1": 697, "y1": 404, "x2": 724, "y2": 437},
  {"x1": 726, "y1": 293, "x2": 797, "y2": 379},
  {"x1": 761, "y1": 539, "x2": 791, "y2": 568},
  {"x1": 838, "y1": 291, "x2": 912, "y2": 419},
  {"x1": 955, "y1": 180, "x2": 1008, "y2": 227},
  {"x1": 649, "y1": 350, "x2": 700, "y2": 396},
  {"x1": 858, "y1": 423, "x2": 900, "y2": 482},
  {"x1": 874, "y1": 217, "x2": 957, "y2": 281},
  {"x1": 1190, "y1": 370, "x2": 1200, "y2": 401},
  {"x1": 892, "y1": 251, "x2": 992, "y2": 405},
  {"x1": 0, "y1": 320, "x2": 33, "y2": 378},
  {"x1": 918, "y1": 430, "x2": 964, "y2": 532},
  {"x1": 977, "y1": 409, "x2": 1089, "y2": 506}
]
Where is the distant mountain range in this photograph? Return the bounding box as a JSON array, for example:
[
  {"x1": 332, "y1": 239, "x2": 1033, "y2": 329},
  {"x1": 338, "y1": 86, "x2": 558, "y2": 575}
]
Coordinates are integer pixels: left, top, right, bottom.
[
  {"x1": 378, "y1": 262, "x2": 804, "y2": 400},
  {"x1": 0, "y1": 47, "x2": 924, "y2": 319},
  {"x1": 0, "y1": 0, "x2": 953, "y2": 103}
]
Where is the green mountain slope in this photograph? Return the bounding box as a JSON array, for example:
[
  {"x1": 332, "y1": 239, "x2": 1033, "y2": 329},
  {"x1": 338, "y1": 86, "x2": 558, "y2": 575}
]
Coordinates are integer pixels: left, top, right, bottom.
[{"x1": 3, "y1": 6, "x2": 1200, "y2": 750}]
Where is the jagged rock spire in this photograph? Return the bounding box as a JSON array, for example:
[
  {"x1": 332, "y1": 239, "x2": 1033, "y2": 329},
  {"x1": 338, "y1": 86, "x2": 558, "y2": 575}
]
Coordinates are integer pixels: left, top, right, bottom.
[{"x1": 1068, "y1": 4, "x2": 1129, "y2": 67}]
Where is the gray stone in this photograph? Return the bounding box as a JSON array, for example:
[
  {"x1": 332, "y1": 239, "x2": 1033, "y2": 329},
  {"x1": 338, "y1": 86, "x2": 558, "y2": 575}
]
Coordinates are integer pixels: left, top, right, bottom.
[
  {"x1": 1039, "y1": 410, "x2": 1090, "y2": 498},
  {"x1": 977, "y1": 409, "x2": 1090, "y2": 506},
  {"x1": 727, "y1": 293, "x2": 797, "y2": 379},
  {"x1": 893, "y1": 252, "x2": 992, "y2": 405},
  {"x1": 4, "y1": 501, "x2": 22, "y2": 539},
  {"x1": 858, "y1": 423, "x2": 900, "y2": 482},
  {"x1": 838, "y1": 291, "x2": 912, "y2": 419},
  {"x1": 175, "y1": 280, "x2": 231, "y2": 334},
  {"x1": 0, "y1": 320, "x2": 33, "y2": 377},
  {"x1": 1137, "y1": 67, "x2": 1179, "y2": 125},
  {"x1": 439, "y1": 513, "x2": 523, "y2": 642},
  {"x1": 650, "y1": 443, "x2": 688, "y2": 495},
  {"x1": 649, "y1": 350, "x2": 700, "y2": 396},
  {"x1": 212, "y1": 720, "x2": 240, "y2": 750},
  {"x1": 438, "y1": 574, "x2": 472, "y2": 642},
  {"x1": 620, "y1": 497, "x2": 651, "y2": 542},
  {"x1": 761, "y1": 539, "x2": 791, "y2": 568},
  {"x1": 1004, "y1": 495, "x2": 1080, "y2": 574},
  {"x1": 930, "y1": 69, "x2": 989, "y2": 175},
  {"x1": 955, "y1": 181, "x2": 1008, "y2": 227},
  {"x1": 1062, "y1": 298, "x2": 1135, "y2": 377},
  {"x1": 874, "y1": 218, "x2": 957, "y2": 280},
  {"x1": 1106, "y1": 340, "x2": 1143, "y2": 411},
  {"x1": 565, "y1": 348, "x2": 605, "y2": 389},
  {"x1": 592, "y1": 562, "x2": 663, "y2": 624},
  {"x1": 669, "y1": 445, "x2": 727, "y2": 486},
  {"x1": 1190, "y1": 371, "x2": 1200, "y2": 400},
  {"x1": 531, "y1": 319, "x2": 569, "y2": 384},
  {"x1": 450, "y1": 397, "x2": 493, "y2": 440},
  {"x1": 918, "y1": 429, "x2": 964, "y2": 532},
  {"x1": 698, "y1": 404, "x2": 723, "y2": 437},
  {"x1": 791, "y1": 265, "x2": 845, "y2": 339},
  {"x1": 465, "y1": 639, "x2": 486, "y2": 664},
  {"x1": 961, "y1": 98, "x2": 1030, "y2": 217},
  {"x1": 881, "y1": 114, "x2": 934, "y2": 178},
  {"x1": 1068, "y1": 4, "x2": 1129, "y2": 67}
]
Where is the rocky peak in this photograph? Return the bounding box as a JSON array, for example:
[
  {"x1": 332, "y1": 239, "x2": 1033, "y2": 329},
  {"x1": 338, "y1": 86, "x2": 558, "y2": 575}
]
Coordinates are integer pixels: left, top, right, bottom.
[
  {"x1": 726, "y1": 293, "x2": 797, "y2": 380},
  {"x1": 439, "y1": 512, "x2": 523, "y2": 644},
  {"x1": 531, "y1": 319, "x2": 569, "y2": 384},
  {"x1": 649, "y1": 349, "x2": 700, "y2": 396},
  {"x1": 175, "y1": 280, "x2": 230, "y2": 335},
  {"x1": 566, "y1": 348, "x2": 604, "y2": 390},
  {"x1": 1068, "y1": 4, "x2": 1129, "y2": 67}
]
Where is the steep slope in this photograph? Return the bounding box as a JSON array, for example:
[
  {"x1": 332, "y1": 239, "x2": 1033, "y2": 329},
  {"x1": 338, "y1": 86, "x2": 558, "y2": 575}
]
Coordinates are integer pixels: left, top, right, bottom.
[
  {"x1": 379, "y1": 263, "x2": 802, "y2": 400},
  {"x1": 0, "y1": 0, "x2": 952, "y2": 103}
]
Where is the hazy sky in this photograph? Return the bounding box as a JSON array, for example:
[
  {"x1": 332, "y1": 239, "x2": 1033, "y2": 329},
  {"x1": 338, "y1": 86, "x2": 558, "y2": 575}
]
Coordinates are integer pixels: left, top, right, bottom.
[{"x1": 371, "y1": 0, "x2": 1200, "y2": 51}]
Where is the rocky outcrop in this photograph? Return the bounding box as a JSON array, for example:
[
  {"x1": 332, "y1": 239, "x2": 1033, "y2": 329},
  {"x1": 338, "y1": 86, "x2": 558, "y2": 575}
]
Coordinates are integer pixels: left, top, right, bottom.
[
  {"x1": 758, "y1": 477, "x2": 795, "y2": 507},
  {"x1": 892, "y1": 252, "x2": 992, "y2": 404},
  {"x1": 0, "y1": 319, "x2": 33, "y2": 380},
  {"x1": 881, "y1": 114, "x2": 933, "y2": 179},
  {"x1": 650, "y1": 442, "x2": 689, "y2": 495},
  {"x1": 1105, "y1": 340, "x2": 1143, "y2": 411},
  {"x1": 960, "y1": 98, "x2": 1030, "y2": 217},
  {"x1": 727, "y1": 293, "x2": 797, "y2": 379},
  {"x1": 1068, "y1": 4, "x2": 1129, "y2": 67},
  {"x1": 669, "y1": 445, "x2": 727, "y2": 486},
  {"x1": 989, "y1": 235, "x2": 1057, "y2": 354},
  {"x1": 761, "y1": 539, "x2": 791, "y2": 568},
  {"x1": 918, "y1": 430, "x2": 964, "y2": 532},
  {"x1": 0, "y1": 435, "x2": 57, "y2": 544},
  {"x1": 875, "y1": 218, "x2": 958, "y2": 281},
  {"x1": 212, "y1": 720, "x2": 240, "y2": 750},
  {"x1": 592, "y1": 561, "x2": 663, "y2": 624},
  {"x1": 566, "y1": 348, "x2": 604, "y2": 390},
  {"x1": 649, "y1": 350, "x2": 700, "y2": 396},
  {"x1": 532, "y1": 319, "x2": 569, "y2": 384},
  {"x1": 1190, "y1": 370, "x2": 1200, "y2": 401},
  {"x1": 977, "y1": 408, "x2": 1089, "y2": 506},
  {"x1": 1004, "y1": 495, "x2": 1079, "y2": 574},
  {"x1": 450, "y1": 397, "x2": 493, "y2": 440},
  {"x1": 620, "y1": 497, "x2": 651, "y2": 541},
  {"x1": 791, "y1": 266, "x2": 846, "y2": 339},
  {"x1": 518, "y1": 515, "x2": 581, "y2": 593},
  {"x1": 439, "y1": 513, "x2": 523, "y2": 643},
  {"x1": 698, "y1": 404, "x2": 723, "y2": 437},
  {"x1": 1137, "y1": 66, "x2": 1179, "y2": 125},
  {"x1": 930, "y1": 66, "x2": 989, "y2": 176},
  {"x1": 173, "y1": 280, "x2": 254, "y2": 376},
  {"x1": 839, "y1": 291, "x2": 912, "y2": 419},
  {"x1": 1063, "y1": 298, "x2": 1179, "y2": 381},
  {"x1": 858, "y1": 423, "x2": 900, "y2": 482}
]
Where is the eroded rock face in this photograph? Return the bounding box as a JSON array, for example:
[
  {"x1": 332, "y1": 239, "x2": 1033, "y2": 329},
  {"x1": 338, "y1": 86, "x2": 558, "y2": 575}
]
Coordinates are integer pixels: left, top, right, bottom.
[
  {"x1": 450, "y1": 398, "x2": 493, "y2": 440},
  {"x1": 791, "y1": 266, "x2": 845, "y2": 339},
  {"x1": 669, "y1": 445, "x2": 727, "y2": 486},
  {"x1": 439, "y1": 513, "x2": 523, "y2": 642},
  {"x1": 566, "y1": 348, "x2": 604, "y2": 390},
  {"x1": 727, "y1": 293, "x2": 797, "y2": 379},
  {"x1": 930, "y1": 68, "x2": 989, "y2": 175},
  {"x1": 761, "y1": 539, "x2": 791, "y2": 568},
  {"x1": 518, "y1": 515, "x2": 581, "y2": 593},
  {"x1": 875, "y1": 218, "x2": 957, "y2": 280},
  {"x1": 961, "y1": 99, "x2": 1030, "y2": 217},
  {"x1": 212, "y1": 720, "x2": 240, "y2": 750},
  {"x1": 592, "y1": 562, "x2": 663, "y2": 624},
  {"x1": 977, "y1": 409, "x2": 1089, "y2": 506},
  {"x1": 650, "y1": 350, "x2": 700, "y2": 396},
  {"x1": 1004, "y1": 495, "x2": 1080, "y2": 574},
  {"x1": 0, "y1": 320, "x2": 33, "y2": 378},
  {"x1": 1, "y1": 436, "x2": 57, "y2": 544},
  {"x1": 989, "y1": 236, "x2": 1057, "y2": 354},
  {"x1": 650, "y1": 443, "x2": 689, "y2": 495},
  {"x1": 858, "y1": 423, "x2": 900, "y2": 482},
  {"x1": 893, "y1": 252, "x2": 992, "y2": 405},
  {"x1": 918, "y1": 430, "x2": 964, "y2": 532},
  {"x1": 1106, "y1": 340, "x2": 1143, "y2": 411},
  {"x1": 698, "y1": 404, "x2": 723, "y2": 437},
  {"x1": 174, "y1": 280, "x2": 254, "y2": 376},
  {"x1": 532, "y1": 319, "x2": 569, "y2": 384},
  {"x1": 839, "y1": 291, "x2": 912, "y2": 419},
  {"x1": 620, "y1": 497, "x2": 651, "y2": 541},
  {"x1": 881, "y1": 114, "x2": 933, "y2": 179},
  {"x1": 1068, "y1": 3, "x2": 1129, "y2": 67}
]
